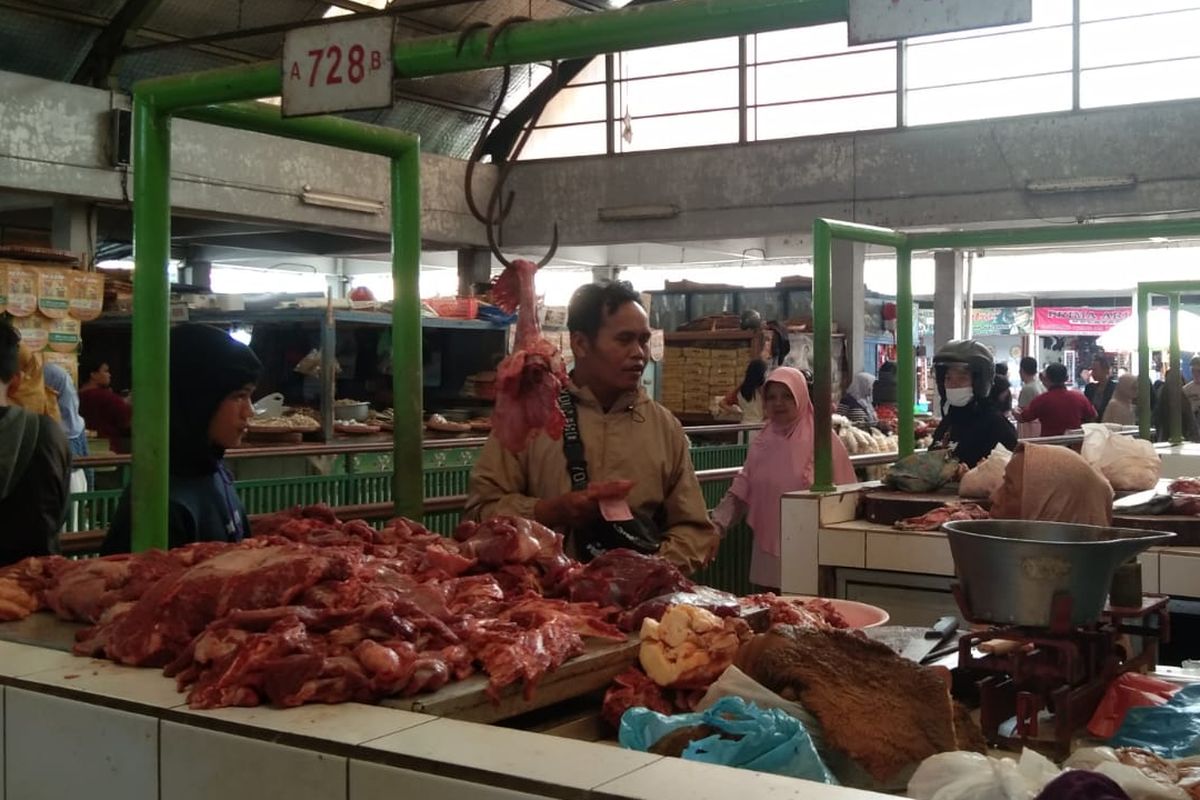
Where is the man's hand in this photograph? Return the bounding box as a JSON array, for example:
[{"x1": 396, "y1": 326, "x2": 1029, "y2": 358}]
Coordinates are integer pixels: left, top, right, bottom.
[{"x1": 534, "y1": 480, "x2": 633, "y2": 528}]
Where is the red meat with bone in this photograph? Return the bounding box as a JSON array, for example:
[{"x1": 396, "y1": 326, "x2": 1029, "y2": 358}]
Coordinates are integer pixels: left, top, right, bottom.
[{"x1": 489, "y1": 258, "x2": 569, "y2": 453}]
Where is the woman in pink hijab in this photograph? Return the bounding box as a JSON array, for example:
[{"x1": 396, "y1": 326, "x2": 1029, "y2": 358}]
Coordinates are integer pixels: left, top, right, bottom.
[{"x1": 711, "y1": 366, "x2": 857, "y2": 589}]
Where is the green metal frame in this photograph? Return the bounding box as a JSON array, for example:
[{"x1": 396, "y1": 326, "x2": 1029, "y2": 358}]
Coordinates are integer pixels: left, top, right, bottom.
[
  {"x1": 811, "y1": 219, "x2": 1200, "y2": 490},
  {"x1": 1136, "y1": 281, "x2": 1200, "y2": 444},
  {"x1": 124, "y1": 0, "x2": 859, "y2": 550}
]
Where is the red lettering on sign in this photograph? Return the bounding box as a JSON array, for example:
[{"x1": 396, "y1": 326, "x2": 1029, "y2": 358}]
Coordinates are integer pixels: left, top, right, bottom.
[
  {"x1": 289, "y1": 62, "x2": 301, "y2": 80},
  {"x1": 370, "y1": 50, "x2": 382, "y2": 71},
  {"x1": 307, "y1": 48, "x2": 324, "y2": 87},
  {"x1": 348, "y1": 44, "x2": 365, "y2": 83},
  {"x1": 326, "y1": 44, "x2": 343, "y2": 84}
]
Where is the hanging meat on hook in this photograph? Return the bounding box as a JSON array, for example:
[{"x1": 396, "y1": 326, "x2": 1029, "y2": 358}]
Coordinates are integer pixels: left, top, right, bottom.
[{"x1": 490, "y1": 258, "x2": 568, "y2": 452}]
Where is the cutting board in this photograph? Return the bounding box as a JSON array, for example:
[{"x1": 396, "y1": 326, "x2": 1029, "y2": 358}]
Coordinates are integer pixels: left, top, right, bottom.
[
  {"x1": 863, "y1": 490, "x2": 987, "y2": 526},
  {"x1": 384, "y1": 635, "x2": 641, "y2": 724}
]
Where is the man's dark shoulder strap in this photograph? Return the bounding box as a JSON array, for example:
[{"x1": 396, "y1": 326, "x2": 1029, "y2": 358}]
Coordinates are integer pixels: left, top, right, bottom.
[{"x1": 557, "y1": 391, "x2": 589, "y2": 492}]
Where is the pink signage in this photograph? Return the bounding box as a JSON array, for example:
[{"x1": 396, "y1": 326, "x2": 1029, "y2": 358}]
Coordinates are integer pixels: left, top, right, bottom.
[{"x1": 1034, "y1": 306, "x2": 1131, "y2": 335}]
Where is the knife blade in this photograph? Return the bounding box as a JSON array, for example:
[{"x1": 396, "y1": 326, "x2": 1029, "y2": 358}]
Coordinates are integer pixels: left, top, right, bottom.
[{"x1": 900, "y1": 615, "x2": 958, "y2": 664}]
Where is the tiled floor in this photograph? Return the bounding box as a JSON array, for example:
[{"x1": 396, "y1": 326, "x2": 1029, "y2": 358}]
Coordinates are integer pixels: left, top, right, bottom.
[
  {"x1": 361, "y1": 716, "x2": 660, "y2": 792},
  {"x1": 160, "y1": 721, "x2": 348, "y2": 800},
  {"x1": 594, "y1": 757, "x2": 870, "y2": 800},
  {"x1": 5, "y1": 687, "x2": 158, "y2": 800}
]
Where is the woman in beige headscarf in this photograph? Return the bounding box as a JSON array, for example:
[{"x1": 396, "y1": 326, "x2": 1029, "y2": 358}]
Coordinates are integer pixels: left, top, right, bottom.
[
  {"x1": 990, "y1": 442, "x2": 1113, "y2": 525},
  {"x1": 1102, "y1": 374, "x2": 1137, "y2": 426},
  {"x1": 9, "y1": 345, "x2": 60, "y2": 422}
]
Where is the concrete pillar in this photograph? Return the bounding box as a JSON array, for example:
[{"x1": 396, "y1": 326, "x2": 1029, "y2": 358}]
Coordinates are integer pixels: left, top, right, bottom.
[
  {"x1": 50, "y1": 200, "x2": 95, "y2": 265},
  {"x1": 457, "y1": 248, "x2": 491, "y2": 296},
  {"x1": 180, "y1": 247, "x2": 212, "y2": 289},
  {"x1": 831, "y1": 239, "x2": 866, "y2": 377},
  {"x1": 592, "y1": 265, "x2": 621, "y2": 283},
  {"x1": 933, "y1": 249, "x2": 965, "y2": 353}
]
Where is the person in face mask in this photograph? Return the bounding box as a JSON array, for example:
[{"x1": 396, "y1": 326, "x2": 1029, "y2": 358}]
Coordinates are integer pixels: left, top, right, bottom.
[{"x1": 929, "y1": 339, "x2": 1017, "y2": 468}]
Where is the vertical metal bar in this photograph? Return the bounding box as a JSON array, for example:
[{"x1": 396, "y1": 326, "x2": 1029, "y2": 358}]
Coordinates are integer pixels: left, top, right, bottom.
[
  {"x1": 1072, "y1": 0, "x2": 1082, "y2": 111},
  {"x1": 321, "y1": 295, "x2": 335, "y2": 442},
  {"x1": 895, "y1": 39, "x2": 907, "y2": 128},
  {"x1": 605, "y1": 53, "x2": 616, "y2": 156},
  {"x1": 738, "y1": 35, "x2": 748, "y2": 144},
  {"x1": 1170, "y1": 293, "x2": 1183, "y2": 445},
  {"x1": 392, "y1": 148, "x2": 424, "y2": 520},
  {"x1": 1138, "y1": 287, "x2": 1152, "y2": 439},
  {"x1": 130, "y1": 95, "x2": 171, "y2": 552},
  {"x1": 896, "y1": 245, "x2": 914, "y2": 456},
  {"x1": 811, "y1": 219, "x2": 834, "y2": 492}
]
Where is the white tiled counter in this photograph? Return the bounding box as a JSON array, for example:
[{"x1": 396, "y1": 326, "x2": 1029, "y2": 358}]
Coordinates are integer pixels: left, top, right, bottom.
[
  {"x1": 1155, "y1": 443, "x2": 1200, "y2": 479},
  {"x1": 0, "y1": 639, "x2": 896, "y2": 800},
  {"x1": 780, "y1": 485, "x2": 1200, "y2": 625}
]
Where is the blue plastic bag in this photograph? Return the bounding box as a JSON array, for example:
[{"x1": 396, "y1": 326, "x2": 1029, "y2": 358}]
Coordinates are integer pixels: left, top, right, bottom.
[
  {"x1": 1109, "y1": 682, "x2": 1200, "y2": 758},
  {"x1": 618, "y1": 696, "x2": 837, "y2": 783}
]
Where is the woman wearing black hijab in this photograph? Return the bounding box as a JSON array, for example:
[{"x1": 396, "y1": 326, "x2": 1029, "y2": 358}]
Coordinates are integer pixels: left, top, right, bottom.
[{"x1": 102, "y1": 325, "x2": 261, "y2": 553}]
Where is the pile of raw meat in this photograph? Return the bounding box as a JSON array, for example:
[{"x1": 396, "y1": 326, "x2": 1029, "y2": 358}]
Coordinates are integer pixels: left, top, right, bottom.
[{"x1": 0, "y1": 507, "x2": 765, "y2": 711}]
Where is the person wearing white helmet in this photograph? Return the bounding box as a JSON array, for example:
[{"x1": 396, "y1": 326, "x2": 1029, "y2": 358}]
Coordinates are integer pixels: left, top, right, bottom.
[{"x1": 929, "y1": 339, "x2": 1017, "y2": 468}]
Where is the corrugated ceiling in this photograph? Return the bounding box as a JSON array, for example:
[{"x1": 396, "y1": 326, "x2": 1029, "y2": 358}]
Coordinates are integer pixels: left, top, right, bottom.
[{"x1": 0, "y1": 0, "x2": 588, "y2": 157}]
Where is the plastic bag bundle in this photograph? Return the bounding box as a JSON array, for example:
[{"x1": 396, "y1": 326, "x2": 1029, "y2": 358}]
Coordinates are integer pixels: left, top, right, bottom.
[
  {"x1": 619, "y1": 695, "x2": 836, "y2": 783},
  {"x1": 1081, "y1": 424, "x2": 1161, "y2": 491},
  {"x1": 960, "y1": 443, "x2": 1014, "y2": 498},
  {"x1": 885, "y1": 449, "x2": 961, "y2": 493}
]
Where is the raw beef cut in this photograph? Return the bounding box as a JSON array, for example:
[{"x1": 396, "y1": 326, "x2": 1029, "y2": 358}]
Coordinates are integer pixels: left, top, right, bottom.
[
  {"x1": 618, "y1": 587, "x2": 741, "y2": 633},
  {"x1": 454, "y1": 516, "x2": 572, "y2": 589},
  {"x1": 563, "y1": 549, "x2": 694, "y2": 610},
  {"x1": 602, "y1": 666, "x2": 673, "y2": 729},
  {"x1": 76, "y1": 542, "x2": 357, "y2": 666},
  {"x1": 489, "y1": 258, "x2": 568, "y2": 453},
  {"x1": 894, "y1": 502, "x2": 989, "y2": 531},
  {"x1": 741, "y1": 593, "x2": 849, "y2": 629}
]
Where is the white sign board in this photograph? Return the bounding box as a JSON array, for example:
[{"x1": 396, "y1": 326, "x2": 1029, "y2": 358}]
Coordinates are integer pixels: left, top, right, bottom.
[
  {"x1": 282, "y1": 17, "x2": 394, "y2": 117},
  {"x1": 848, "y1": 0, "x2": 1032, "y2": 45}
]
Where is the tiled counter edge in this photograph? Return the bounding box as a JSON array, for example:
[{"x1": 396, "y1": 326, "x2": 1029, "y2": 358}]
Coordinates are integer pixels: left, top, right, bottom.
[{"x1": 0, "y1": 640, "x2": 894, "y2": 800}]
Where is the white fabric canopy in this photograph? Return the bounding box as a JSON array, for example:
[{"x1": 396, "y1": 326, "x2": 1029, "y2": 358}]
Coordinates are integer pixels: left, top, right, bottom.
[{"x1": 1097, "y1": 307, "x2": 1200, "y2": 352}]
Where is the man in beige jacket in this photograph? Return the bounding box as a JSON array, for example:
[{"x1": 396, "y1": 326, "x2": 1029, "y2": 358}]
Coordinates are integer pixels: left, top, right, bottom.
[{"x1": 465, "y1": 281, "x2": 718, "y2": 574}]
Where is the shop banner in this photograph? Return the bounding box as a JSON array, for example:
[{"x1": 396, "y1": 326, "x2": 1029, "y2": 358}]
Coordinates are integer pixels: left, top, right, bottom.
[
  {"x1": 1034, "y1": 306, "x2": 1131, "y2": 335},
  {"x1": 972, "y1": 306, "x2": 1033, "y2": 336}
]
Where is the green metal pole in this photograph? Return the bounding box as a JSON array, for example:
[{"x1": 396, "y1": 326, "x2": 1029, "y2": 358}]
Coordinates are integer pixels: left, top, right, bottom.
[
  {"x1": 909, "y1": 219, "x2": 1200, "y2": 250},
  {"x1": 130, "y1": 95, "x2": 172, "y2": 552},
  {"x1": 811, "y1": 219, "x2": 834, "y2": 492},
  {"x1": 136, "y1": 0, "x2": 848, "y2": 110},
  {"x1": 392, "y1": 147, "x2": 423, "y2": 520},
  {"x1": 824, "y1": 219, "x2": 908, "y2": 250},
  {"x1": 896, "y1": 245, "x2": 915, "y2": 457},
  {"x1": 1138, "y1": 287, "x2": 1152, "y2": 440},
  {"x1": 1170, "y1": 293, "x2": 1183, "y2": 446},
  {"x1": 179, "y1": 103, "x2": 417, "y2": 155}
]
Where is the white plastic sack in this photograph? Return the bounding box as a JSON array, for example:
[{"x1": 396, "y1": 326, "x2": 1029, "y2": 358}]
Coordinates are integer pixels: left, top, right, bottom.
[
  {"x1": 959, "y1": 444, "x2": 1014, "y2": 498},
  {"x1": 907, "y1": 749, "x2": 1060, "y2": 800},
  {"x1": 1081, "y1": 423, "x2": 1162, "y2": 491}
]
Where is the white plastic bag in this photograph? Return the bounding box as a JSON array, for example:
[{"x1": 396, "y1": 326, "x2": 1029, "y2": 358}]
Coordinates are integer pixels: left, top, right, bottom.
[
  {"x1": 959, "y1": 444, "x2": 1014, "y2": 498},
  {"x1": 907, "y1": 749, "x2": 1059, "y2": 800},
  {"x1": 1081, "y1": 423, "x2": 1162, "y2": 491}
]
